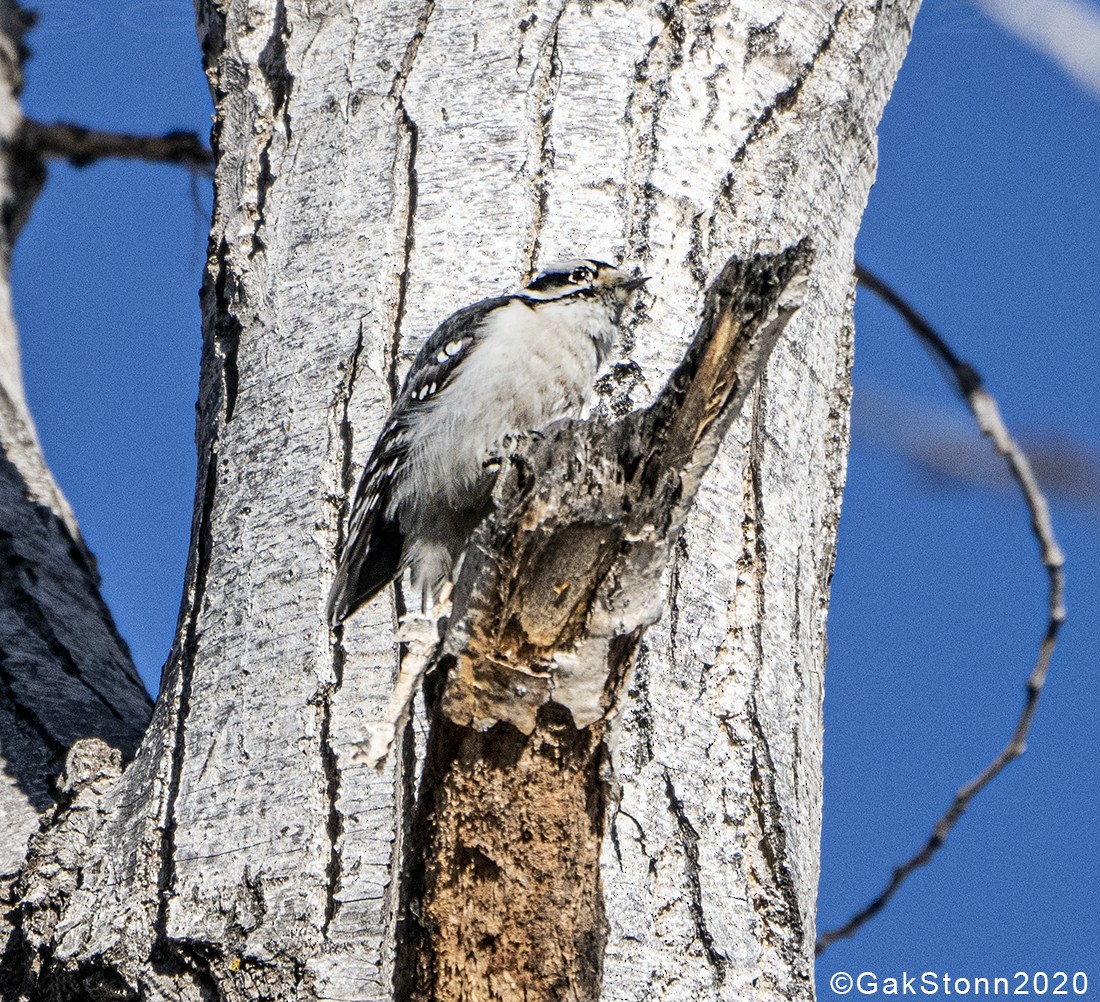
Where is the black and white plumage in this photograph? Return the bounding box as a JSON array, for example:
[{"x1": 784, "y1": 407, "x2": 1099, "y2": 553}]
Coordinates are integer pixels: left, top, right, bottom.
[{"x1": 327, "y1": 258, "x2": 648, "y2": 625}]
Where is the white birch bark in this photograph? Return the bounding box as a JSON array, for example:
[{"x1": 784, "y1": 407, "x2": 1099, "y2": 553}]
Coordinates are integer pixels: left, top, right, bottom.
[{"x1": 3, "y1": 0, "x2": 919, "y2": 999}]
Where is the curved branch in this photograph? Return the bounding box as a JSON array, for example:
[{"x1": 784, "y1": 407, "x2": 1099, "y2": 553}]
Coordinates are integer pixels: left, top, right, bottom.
[{"x1": 815, "y1": 265, "x2": 1067, "y2": 956}]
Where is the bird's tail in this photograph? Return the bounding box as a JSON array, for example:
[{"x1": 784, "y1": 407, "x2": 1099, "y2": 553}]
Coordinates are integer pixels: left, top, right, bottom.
[{"x1": 326, "y1": 514, "x2": 404, "y2": 625}]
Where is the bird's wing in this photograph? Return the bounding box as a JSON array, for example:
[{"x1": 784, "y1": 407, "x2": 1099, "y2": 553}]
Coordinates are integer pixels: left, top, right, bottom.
[{"x1": 326, "y1": 296, "x2": 511, "y2": 624}]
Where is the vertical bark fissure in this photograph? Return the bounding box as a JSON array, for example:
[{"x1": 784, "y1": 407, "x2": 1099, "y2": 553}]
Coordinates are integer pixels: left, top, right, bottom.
[
  {"x1": 523, "y1": 5, "x2": 565, "y2": 279},
  {"x1": 327, "y1": 314, "x2": 367, "y2": 891},
  {"x1": 665, "y1": 538, "x2": 684, "y2": 686},
  {"x1": 743, "y1": 384, "x2": 807, "y2": 967},
  {"x1": 748, "y1": 704, "x2": 805, "y2": 952},
  {"x1": 321, "y1": 311, "x2": 360, "y2": 934},
  {"x1": 153, "y1": 454, "x2": 219, "y2": 951},
  {"x1": 390, "y1": 107, "x2": 419, "y2": 403},
  {"x1": 818, "y1": 279, "x2": 856, "y2": 601},
  {"x1": 334, "y1": 320, "x2": 367, "y2": 539},
  {"x1": 211, "y1": 238, "x2": 241, "y2": 425},
  {"x1": 254, "y1": 0, "x2": 293, "y2": 255},
  {"x1": 625, "y1": 2, "x2": 685, "y2": 266},
  {"x1": 319, "y1": 595, "x2": 350, "y2": 941},
  {"x1": 318, "y1": 695, "x2": 345, "y2": 935},
  {"x1": 387, "y1": 1, "x2": 433, "y2": 400},
  {"x1": 662, "y1": 769, "x2": 728, "y2": 982}
]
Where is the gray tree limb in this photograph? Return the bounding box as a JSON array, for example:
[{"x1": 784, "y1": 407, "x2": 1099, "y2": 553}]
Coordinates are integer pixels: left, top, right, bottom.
[{"x1": 0, "y1": 0, "x2": 151, "y2": 890}]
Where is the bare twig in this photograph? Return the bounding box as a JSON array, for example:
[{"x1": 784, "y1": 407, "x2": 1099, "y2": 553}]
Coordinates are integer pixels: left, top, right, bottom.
[
  {"x1": 352, "y1": 585, "x2": 452, "y2": 770},
  {"x1": 16, "y1": 119, "x2": 213, "y2": 173},
  {"x1": 815, "y1": 265, "x2": 1067, "y2": 956},
  {"x1": 976, "y1": 0, "x2": 1100, "y2": 101}
]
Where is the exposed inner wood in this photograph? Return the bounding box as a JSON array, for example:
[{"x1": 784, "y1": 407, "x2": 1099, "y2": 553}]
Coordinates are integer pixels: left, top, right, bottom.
[{"x1": 399, "y1": 245, "x2": 812, "y2": 1002}]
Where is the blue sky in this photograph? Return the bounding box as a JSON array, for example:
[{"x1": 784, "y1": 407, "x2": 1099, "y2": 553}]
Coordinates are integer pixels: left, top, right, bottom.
[{"x1": 13, "y1": 0, "x2": 1098, "y2": 989}]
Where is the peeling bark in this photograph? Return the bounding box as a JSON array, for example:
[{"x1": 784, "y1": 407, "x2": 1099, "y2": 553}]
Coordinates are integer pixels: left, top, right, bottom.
[{"x1": 1, "y1": 1, "x2": 919, "y2": 999}]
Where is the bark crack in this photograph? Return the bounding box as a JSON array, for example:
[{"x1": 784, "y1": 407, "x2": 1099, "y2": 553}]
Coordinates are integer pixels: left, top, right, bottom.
[
  {"x1": 747, "y1": 702, "x2": 806, "y2": 957},
  {"x1": 211, "y1": 237, "x2": 241, "y2": 424},
  {"x1": 694, "y1": 0, "x2": 853, "y2": 284},
  {"x1": 665, "y1": 534, "x2": 685, "y2": 687},
  {"x1": 523, "y1": 5, "x2": 565, "y2": 279},
  {"x1": 321, "y1": 318, "x2": 366, "y2": 935},
  {"x1": 390, "y1": 0, "x2": 435, "y2": 98},
  {"x1": 154, "y1": 452, "x2": 220, "y2": 949},
  {"x1": 663, "y1": 770, "x2": 728, "y2": 982},
  {"x1": 252, "y1": 0, "x2": 293, "y2": 260},
  {"x1": 626, "y1": 2, "x2": 685, "y2": 264},
  {"x1": 317, "y1": 678, "x2": 345, "y2": 935},
  {"x1": 387, "y1": 1, "x2": 433, "y2": 400},
  {"x1": 742, "y1": 394, "x2": 807, "y2": 961},
  {"x1": 748, "y1": 383, "x2": 768, "y2": 682},
  {"x1": 727, "y1": 3, "x2": 846, "y2": 170},
  {"x1": 332, "y1": 320, "x2": 366, "y2": 549},
  {"x1": 817, "y1": 277, "x2": 854, "y2": 598},
  {"x1": 390, "y1": 106, "x2": 419, "y2": 403},
  {"x1": 610, "y1": 807, "x2": 655, "y2": 873}
]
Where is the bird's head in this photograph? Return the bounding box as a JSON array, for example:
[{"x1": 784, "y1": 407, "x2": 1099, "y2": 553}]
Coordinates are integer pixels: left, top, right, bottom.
[{"x1": 520, "y1": 258, "x2": 649, "y2": 305}]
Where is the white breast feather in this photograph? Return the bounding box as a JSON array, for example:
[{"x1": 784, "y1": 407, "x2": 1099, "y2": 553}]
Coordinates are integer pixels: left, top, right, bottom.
[{"x1": 391, "y1": 296, "x2": 614, "y2": 515}]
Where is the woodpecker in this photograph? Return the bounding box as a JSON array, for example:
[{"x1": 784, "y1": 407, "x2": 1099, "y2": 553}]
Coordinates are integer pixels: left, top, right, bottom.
[{"x1": 327, "y1": 258, "x2": 648, "y2": 625}]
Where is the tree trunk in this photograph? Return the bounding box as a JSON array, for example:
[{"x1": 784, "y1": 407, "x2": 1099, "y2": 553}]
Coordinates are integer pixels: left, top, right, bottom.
[
  {"x1": 0, "y1": 1, "x2": 151, "y2": 892},
  {"x1": 0, "y1": 1, "x2": 919, "y2": 1000}
]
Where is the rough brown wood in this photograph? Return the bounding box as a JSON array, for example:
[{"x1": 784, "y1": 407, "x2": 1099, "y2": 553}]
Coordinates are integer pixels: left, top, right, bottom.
[{"x1": 401, "y1": 710, "x2": 611, "y2": 1002}]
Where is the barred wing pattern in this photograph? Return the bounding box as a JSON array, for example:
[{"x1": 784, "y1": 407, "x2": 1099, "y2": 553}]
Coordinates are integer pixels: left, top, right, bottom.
[{"x1": 326, "y1": 296, "x2": 509, "y2": 624}]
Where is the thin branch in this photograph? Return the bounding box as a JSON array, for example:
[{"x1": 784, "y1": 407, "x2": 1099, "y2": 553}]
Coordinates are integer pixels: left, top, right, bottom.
[
  {"x1": 815, "y1": 265, "x2": 1067, "y2": 956},
  {"x1": 975, "y1": 0, "x2": 1100, "y2": 101},
  {"x1": 16, "y1": 119, "x2": 213, "y2": 173},
  {"x1": 353, "y1": 585, "x2": 451, "y2": 770}
]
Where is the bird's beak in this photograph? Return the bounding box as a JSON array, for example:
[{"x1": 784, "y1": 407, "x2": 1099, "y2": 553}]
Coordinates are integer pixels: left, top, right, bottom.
[{"x1": 618, "y1": 274, "x2": 650, "y2": 292}]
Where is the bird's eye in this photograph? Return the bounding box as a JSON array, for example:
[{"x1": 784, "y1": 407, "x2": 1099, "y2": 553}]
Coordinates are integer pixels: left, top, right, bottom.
[{"x1": 570, "y1": 266, "x2": 595, "y2": 284}]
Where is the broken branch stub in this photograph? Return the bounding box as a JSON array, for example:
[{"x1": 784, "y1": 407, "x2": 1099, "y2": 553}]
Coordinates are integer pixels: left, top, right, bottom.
[
  {"x1": 399, "y1": 241, "x2": 816, "y2": 1002},
  {"x1": 441, "y1": 239, "x2": 815, "y2": 734}
]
